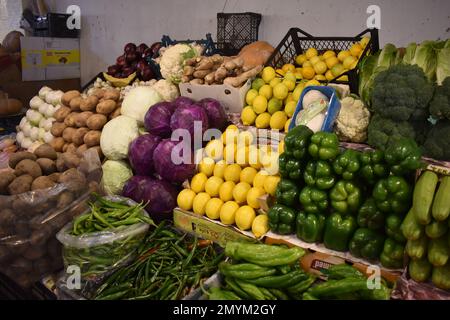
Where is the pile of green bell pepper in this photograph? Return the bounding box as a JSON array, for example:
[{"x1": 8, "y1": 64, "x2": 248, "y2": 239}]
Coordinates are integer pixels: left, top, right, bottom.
[
  {"x1": 299, "y1": 186, "x2": 328, "y2": 214},
  {"x1": 385, "y1": 214, "x2": 407, "y2": 243},
  {"x1": 296, "y1": 212, "x2": 326, "y2": 243},
  {"x1": 349, "y1": 228, "x2": 385, "y2": 260},
  {"x1": 268, "y1": 204, "x2": 297, "y2": 235},
  {"x1": 284, "y1": 125, "x2": 313, "y2": 160},
  {"x1": 323, "y1": 213, "x2": 357, "y2": 252},
  {"x1": 333, "y1": 149, "x2": 361, "y2": 180},
  {"x1": 279, "y1": 154, "x2": 303, "y2": 181},
  {"x1": 359, "y1": 150, "x2": 388, "y2": 184},
  {"x1": 384, "y1": 138, "x2": 423, "y2": 176},
  {"x1": 275, "y1": 179, "x2": 300, "y2": 207},
  {"x1": 330, "y1": 180, "x2": 362, "y2": 214},
  {"x1": 380, "y1": 238, "x2": 405, "y2": 269},
  {"x1": 308, "y1": 132, "x2": 340, "y2": 161},
  {"x1": 357, "y1": 198, "x2": 385, "y2": 231},
  {"x1": 304, "y1": 160, "x2": 336, "y2": 190},
  {"x1": 372, "y1": 176, "x2": 412, "y2": 215}
]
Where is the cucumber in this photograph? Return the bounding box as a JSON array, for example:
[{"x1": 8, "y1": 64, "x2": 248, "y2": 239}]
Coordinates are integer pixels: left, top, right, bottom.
[
  {"x1": 412, "y1": 171, "x2": 439, "y2": 225},
  {"x1": 428, "y1": 236, "x2": 450, "y2": 267},
  {"x1": 409, "y1": 258, "x2": 432, "y2": 282},
  {"x1": 425, "y1": 220, "x2": 448, "y2": 239},
  {"x1": 406, "y1": 236, "x2": 428, "y2": 260},
  {"x1": 432, "y1": 176, "x2": 450, "y2": 221},
  {"x1": 400, "y1": 208, "x2": 424, "y2": 240}
]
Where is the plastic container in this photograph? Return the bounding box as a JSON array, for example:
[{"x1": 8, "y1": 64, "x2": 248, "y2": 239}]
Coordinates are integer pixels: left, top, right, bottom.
[
  {"x1": 289, "y1": 85, "x2": 341, "y2": 132},
  {"x1": 266, "y1": 28, "x2": 379, "y2": 93},
  {"x1": 161, "y1": 33, "x2": 217, "y2": 56},
  {"x1": 216, "y1": 12, "x2": 262, "y2": 56}
]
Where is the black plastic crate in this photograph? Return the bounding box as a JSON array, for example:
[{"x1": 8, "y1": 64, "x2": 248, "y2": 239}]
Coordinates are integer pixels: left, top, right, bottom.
[
  {"x1": 47, "y1": 13, "x2": 79, "y2": 38},
  {"x1": 266, "y1": 28, "x2": 379, "y2": 93},
  {"x1": 161, "y1": 33, "x2": 217, "y2": 56},
  {"x1": 216, "y1": 12, "x2": 262, "y2": 56}
]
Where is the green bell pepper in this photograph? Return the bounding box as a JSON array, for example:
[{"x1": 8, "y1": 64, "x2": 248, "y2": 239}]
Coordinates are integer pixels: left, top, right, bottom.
[
  {"x1": 296, "y1": 211, "x2": 326, "y2": 243},
  {"x1": 308, "y1": 131, "x2": 340, "y2": 161},
  {"x1": 299, "y1": 186, "x2": 328, "y2": 214},
  {"x1": 359, "y1": 150, "x2": 389, "y2": 184},
  {"x1": 349, "y1": 228, "x2": 385, "y2": 260},
  {"x1": 432, "y1": 262, "x2": 450, "y2": 290},
  {"x1": 275, "y1": 179, "x2": 300, "y2": 207},
  {"x1": 372, "y1": 176, "x2": 412, "y2": 215},
  {"x1": 385, "y1": 214, "x2": 407, "y2": 243},
  {"x1": 357, "y1": 198, "x2": 385, "y2": 231},
  {"x1": 333, "y1": 149, "x2": 361, "y2": 180},
  {"x1": 329, "y1": 180, "x2": 362, "y2": 215},
  {"x1": 284, "y1": 125, "x2": 314, "y2": 160},
  {"x1": 409, "y1": 258, "x2": 432, "y2": 283},
  {"x1": 278, "y1": 153, "x2": 303, "y2": 181},
  {"x1": 323, "y1": 213, "x2": 357, "y2": 252},
  {"x1": 384, "y1": 138, "x2": 423, "y2": 176},
  {"x1": 268, "y1": 204, "x2": 297, "y2": 235},
  {"x1": 380, "y1": 238, "x2": 405, "y2": 269},
  {"x1": 304, "y1": 160, "x2": 336, "y2": 190}
]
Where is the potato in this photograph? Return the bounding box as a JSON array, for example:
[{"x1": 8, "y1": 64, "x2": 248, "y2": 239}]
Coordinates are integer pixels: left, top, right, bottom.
[
  {"x1": 59, "y1": 168, "x2": 86, "y2": 192},
  {"x1": 90, "y1": 88, "x2": 105, "y2": 99},
  {"x1": 56, "y1": 156, "x2": 66, "y2": 172},
  {"x1": 15, "y1": 159, "x2": 42, "y2": 178},
  {"x1": 0, "y1": 208, "x2": 15, "y2": 227},
  {"x1": 80, "y1": 96, "x2": 98, "y2": 112},
  {"x1": 61, "y1": 90, "x2": 81, "y2": 106},
  {"x1": 23, "y1": 245, "x2": 46, "y2": 260},
  {"x1": 96, "y1": 99, "x2": 116, "y2": 114},
  {"x1": 34, "y1": 143, "x2": 57, "y2": 160},
  {"x1": 8, "y1": 174, "x2": 33, "y2": 194},
  {"x1": 88, "y1": 146, "x2": 103, "y2": 159},
  {"x1": 84, "y1": 130, "x2": 101, "y2": 147},
  {"x1": 62, "y1": 127, "x2": 76, "y2": 143},
  {"x1": 48, "y1": 172, "x2": 61, "y2": 182},
  {"x1": 62, "y1": 152, "x2": 81, "y2": 169},
  {"x1": 86, "y1": 114, "x2": 107, "y2": 130},
  {"x1": 103, "y1": 89, "x2": 120, "y2": 101},
  {"x1": 76, "y1": 144, "x2": 88, "y2": 157},
  {"x1": 64, "y1": 112, "x2": 79, "y2": 127},
  {"x1": 0, "y1": 172, "x2": 16, "y2": 194},
  {"x1": 72, "y1": 127, "x2": 90, "y2": 146},
  {"x1": 29, "y1": 230, "x2": 48, "y2": 246},
  {"x1": 9, "y1": 151, "x2": 37, "y2": 169},
  {"x1": 36, "y1": 158, "x2": 56, "y2": 175},
  {"x1": 54, "y1": 106, "x2": 71, "y2": 122},
  {"x1": 50, "y1": 137, "x2": 65, "y2": 152},
  {"x1": 74, "y1": 111, "x2": 94, "y2": 128},
  {"x1": 50, "y1": 121, "x2": 66, "y2": 137},
  {"x1": 66, "y1": 143, "x2": 77, "y2": 153},
  {"x1": 109, "y1": 106, "x2": 121, "y2": 120},
  {"x1": 31, "y1": 176, "x2": 56, "y2": 191},
  {"x1": 56, "y1": 191, "x2": 75, "y2": 209},
  {"x1": 69, "y1": 96, "x2": 82, "y2": 111}
]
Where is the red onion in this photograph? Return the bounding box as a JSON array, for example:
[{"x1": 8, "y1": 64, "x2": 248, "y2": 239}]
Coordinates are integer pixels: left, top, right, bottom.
[{"x1": 124, "y1": 43, "x2": 136, "y2": 54}]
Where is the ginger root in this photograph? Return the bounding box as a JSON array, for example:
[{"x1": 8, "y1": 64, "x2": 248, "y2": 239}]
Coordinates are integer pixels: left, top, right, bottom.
[{"x1": 223, "y1": 65, "x2": 263, "y2": 88}]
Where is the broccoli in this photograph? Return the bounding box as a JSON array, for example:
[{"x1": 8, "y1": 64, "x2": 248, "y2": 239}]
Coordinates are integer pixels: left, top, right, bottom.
[
  {"x1": 371, "y1": 64, "x2": 434, "y2": 122},
  {"x1": 429, "y1": 77, "x2": 450, "y2": 120},
  {"x1": 367, "y1": 114, "x2": 416, "y2": 150},
  {"x1": 423, "y1": 120, "x2": 450, "y2": 161}
]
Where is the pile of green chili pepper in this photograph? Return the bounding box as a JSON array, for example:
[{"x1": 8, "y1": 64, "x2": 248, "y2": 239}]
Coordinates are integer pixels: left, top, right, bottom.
[{"x1": 92, "y1": 221, "x2": 224, "y2": 300}]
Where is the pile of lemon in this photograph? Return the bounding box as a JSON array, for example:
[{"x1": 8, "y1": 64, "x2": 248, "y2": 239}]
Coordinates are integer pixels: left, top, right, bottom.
[{"x1": 176, "y1": 125, "x2": 281, "y2": 238}]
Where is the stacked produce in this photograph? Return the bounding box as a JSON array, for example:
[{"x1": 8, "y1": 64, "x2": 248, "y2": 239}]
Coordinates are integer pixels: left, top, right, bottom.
[
  {"x1": 402, "y1": 171, "x2": 450, "y2": 290},
  {"x1": 270, "y1": 125, "x2": 422, "y2": 268},
  {"x1": 206, "y1": 241, "x2": 390, "y2": 300},
  {"x1": 16, "y1": 87, "x2": 63, "y2": 150},
  {"x1": 177, "y1": 125, "x2": 281, "y2": 237}
]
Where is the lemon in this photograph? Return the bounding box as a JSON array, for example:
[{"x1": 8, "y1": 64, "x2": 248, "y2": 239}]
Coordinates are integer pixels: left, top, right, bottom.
[
  {"x1": 262, "y1": 152, "x2": 279, "y2": 175},
  {"x1": 255, "y1": 112, "x2": 271, "y2": 129},
  {"x1": 269, "y1": 111, "x2": 287, "y2": 130},
  {"x1": 284, "y1": 119, "x2": 291, "y2": 133},
  {"x1": 323, "y1": 50, "x2": 336, "y2": 59},
  {"x1": 252, "y1": 95, "x2": 268, "y2": 114},
  {"x1": 248, "y1": 145, "x2": 262, "y2": 169},
  {"x1": 193, "y1": 192, "x2": 211, "y2": 215},
  {"x1": 343, "y1": 55, "x2": 357, "y2": 69},
  {"x1": 205, "y1": 176, "x2": 223, "y2": 197},
  {"x1": 191, "y1": 172, "x2": 208, "y2": 193},
  {"x1": 325, "y1": 56, "x2": 339, "y2": 69},
  {"x1": 278, "y1": 140, "x2": 285, "y2": 154},
  {"x1": 177, "y1": 189, "x2": 196, "y2": 211},
  {"x1": 240, "y1": 167, "x2": 257, "y2": 185},
  {"x1": 295, "y1": 54, "x2": 307, "y2": 66},
  {"x1": 219, "y1": 181, "x2": 235, "y2": 202},
  {"x1": 235, "y1": 145, "x2": 249, "y2": 166},
  {"x1": 309, "y1": 56, "x2": 321, "y2": 65},
  {"x1": 337, "y1": 50, "x2": 351, "y2": 62},
  {"x1": 273, "y1": 83, "x2": 289, "y2": 100},
  {"x1": 294, "y1": 71, "x2": 303, "y2": 80},
  {"x1": 282, "y1": 79, "x2": 296, "y2": 91},
  {"x1": 233, "y1": 182, "x2": 251, "y2": 204},
  {"x1": 241, "y1": 106, "x2": 257, "y2": 126},
  {"x1": 205, "y1": 139, "x2": 223, "y2": 161},
  {"x1": 258, "y1": 84, "x2": 272, "y2": 100},
  {"x1": 338, "y1": 75, "x2": 349, "y2": 81},
  {"x1": 235, "y1": 206, "x2": 256, "y2": 231},
  {"x1": 276, "y1": 68, "x2": 285, "y2": 76},
  {"x1": 263, "y1": 175, "x2": 280, "y2": 196},
  {"x1": 221, "y1": 127, "x2": 239, "y2": 145},
  {"x1": 223, "y1": 143, "x2": 237, "y2": 164},
  {"x1": 282, "y1": 63, "x2": 296, "y2": 73},
  {"x1": 205, "y1": 198, "x2": 223, "y2": 220},
  {"x1": 198, "y1": 157, "x2": 215, "y2": 177},
  {"x1": 284, "y1": 101, "x2": 297, "y2": 118},
  {"x1": 226, "y1": 124, "x2": 238, "y2": 131},
  {"x1": 284, "y1": 72, "x2": 297, "y2": 83},
  {"x1": 267, "y1": 98, "x2": 283, "y2": 115},
  {"x1": 246, "y1": 187, "x2": 265, "y2": 209},
  {"x1": 350, "y1": 43, "x2": 363, "y2": 57},
  {"x1": 313, "y1": 61, "x2": 327, "y2": 75},
  {"x1": 223, "y1": 163, "x2": 241, "y2": 183},
  {"x1": 238, "y1": 131, "x2": 254, "y2": 146},
  {"x1": 283, "y1": 93, "x2": 294, "y2": 106},
  {"x1": 292, "y1": 85, "x2": 304, "y2": 101},
  {"x1": 269, "y1": 77, "x2": 282, "y2": 87},
  {"x1": 213, "y1": 160, "x2": 227, "y2": 179},
  {"x1": 261, "y1": 66, "x2": 276, "y2": 83},
  {"x1": 325, "y1": 70, "x2": 335, "y2": 81},
  {"x1": 252, "y1": 214, "x2": 269, "y2": 237},
  {"x1": 360, "y1": 37, "x2": 370, "y2": 48},
  {"x1": 301, "y1": 66, "x2": 315, "y2": 80},
  {"x1": 251, "y1": 77, "x2": 265, "y2": 91},
  {"x1": 253, "y1": 171, "x2": 269, "y2": 188},
  {"x1": 314, "y1": 75, "x2": 327, "y2": 81},
  {"x1": 305, "y1": 47, "x2": 318, "y2": 59},
  {"x1": 319, "y1": 55, "x2": 326, "y2": 61},
  {"x1": 220, "y1": 201, "x2": 239, "y2": 225},
  {"x1": 302, "y1": 61, "x2": 312, "y2": 68},
  {"x1": 331, "y1": 64, "x2": 345, "y2": 77},
  {"x1": 305, "y1": 79, "x2": 321, "y2": 87},
  {"x1": 245, "y1": 89, "x2": 258, "y2": 105}
]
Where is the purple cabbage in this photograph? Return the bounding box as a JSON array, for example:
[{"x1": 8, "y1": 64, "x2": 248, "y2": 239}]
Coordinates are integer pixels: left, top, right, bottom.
[
  {"x1": 174, "y1": 96, "x2": 195, "y2": 110},
  {"x1": 198, "y1": 98, "x2": 227, "y2": 130},
  {"x1": 144, "y1": 102, "x2": 175, "y2": 137},
  {"x1": 170, "y1": 104, "x2": 209, "y2": 138},
  {"x1": 128, "y1": 134, "x2": 161, "y2": 175}
]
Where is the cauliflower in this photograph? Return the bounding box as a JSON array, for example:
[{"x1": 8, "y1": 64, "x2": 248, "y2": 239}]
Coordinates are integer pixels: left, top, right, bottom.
[
  {"x1": 159, "y1": 44, "x2": 198, "y2": 84},
  {"x1": 100, "y1": 115, "x2": 139, "y2": 160},
  {"x1": 101, "y1": 160, "x2": 133, "y2": 195},
  {"x1": 152, "y1": 79, "x2": 179, "y2": 102},
  {"x1": 335, "y1": 96, "x2": 371, "y2": 143}
]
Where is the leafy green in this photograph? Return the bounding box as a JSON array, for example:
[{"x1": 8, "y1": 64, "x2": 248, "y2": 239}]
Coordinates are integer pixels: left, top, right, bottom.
[
  {"x1": 403, "y1": 43, "x2": 417, "y2": 65},
  {"x1": 436, "y1": 40, "x2": 450, "y2": 85}
]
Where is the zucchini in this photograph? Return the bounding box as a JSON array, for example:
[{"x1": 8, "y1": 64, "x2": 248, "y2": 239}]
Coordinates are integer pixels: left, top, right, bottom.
[
  {"x1": 425, "y1": 219, "x2": 448, "y2": 239},
  {"x1": 400, "y1": 208, "x2": 424, "y2": 240},
  {"x1": 409, "y1": 258, "x2": 432, "y2": 282},
  {"x1": 432, "y1": 176, "x2": 450, "y2": 221},
  {"x1": 428, "y1": 236, "x2": 450, "y2": 267},
  {"x1": 412, "y1": 171, "x2": 439, "y2": 225}
]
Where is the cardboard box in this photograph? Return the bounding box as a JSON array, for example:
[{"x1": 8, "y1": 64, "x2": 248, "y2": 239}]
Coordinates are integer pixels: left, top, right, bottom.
[
  {"x1": 20, "y1": 37, "x2": 80, "y2": 81},
  {"x1": 179, "y1": 80, "x2": 251, "y2": 113}
]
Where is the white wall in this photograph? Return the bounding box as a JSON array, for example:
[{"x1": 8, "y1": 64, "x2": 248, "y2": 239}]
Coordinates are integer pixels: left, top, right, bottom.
[
  {"x1": 0, "y1": 0, "x2": 23, "y2": 41},
  {"x1": 51, "y1": 0, "x2": 450, "y2": 85}
]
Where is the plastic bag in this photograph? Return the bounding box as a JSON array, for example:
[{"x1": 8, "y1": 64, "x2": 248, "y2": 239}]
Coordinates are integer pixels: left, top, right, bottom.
[
  {"x1": 0, "y1": 149, "x2": 102, "y2": 288},
  {"x1": 56, "y1": 196, "x2": 150, "y2": 294}
]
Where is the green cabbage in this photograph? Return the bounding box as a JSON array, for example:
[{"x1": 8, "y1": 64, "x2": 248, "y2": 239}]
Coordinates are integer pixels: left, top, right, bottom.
[
  {"x1": 403, "y1": 43, "x2": 417, "y2": 65},
  {"x1": 101, "y1": 160, "x2": 133, "y2": 195},
  {"x1": 436, "y1": 39, "x2": 450, "y2": 85}
]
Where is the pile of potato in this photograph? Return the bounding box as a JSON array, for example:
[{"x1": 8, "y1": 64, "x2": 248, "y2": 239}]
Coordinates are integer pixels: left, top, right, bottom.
[{"x1": 50, "y1": 88, "x2": 122, "y2": 158}]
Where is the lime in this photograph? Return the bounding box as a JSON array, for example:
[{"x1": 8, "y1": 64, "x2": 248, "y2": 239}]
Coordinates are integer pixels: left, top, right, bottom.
[
  {"x1": 267, "y1": 98, "x2": 283, "y2": 115},
  {"x1": 251, "y1": 77, "x2": 265, "y2": 91}
]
